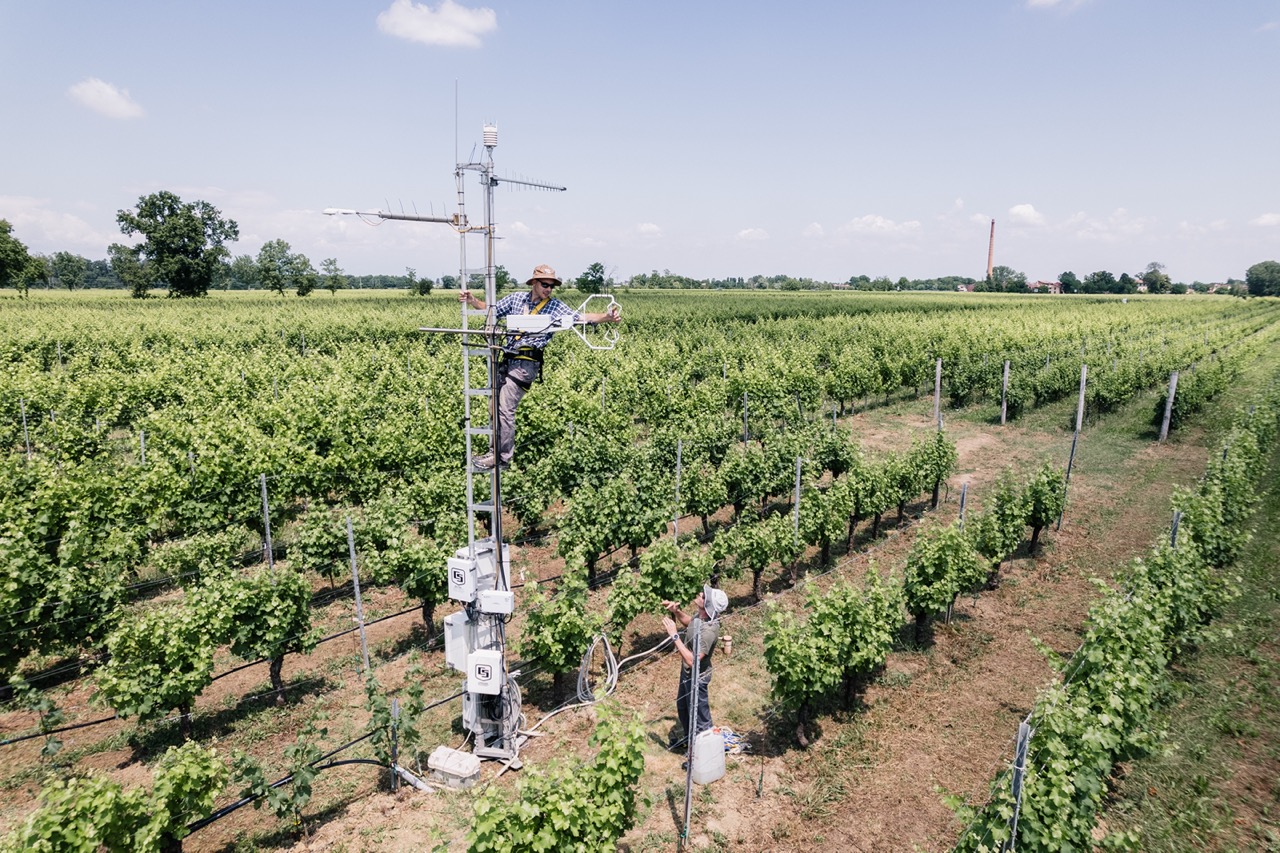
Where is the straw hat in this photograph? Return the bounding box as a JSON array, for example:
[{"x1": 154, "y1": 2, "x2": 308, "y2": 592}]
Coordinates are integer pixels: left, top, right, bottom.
[{"x1": 526, "y1": 264, "x2": 562, "y2": 286}]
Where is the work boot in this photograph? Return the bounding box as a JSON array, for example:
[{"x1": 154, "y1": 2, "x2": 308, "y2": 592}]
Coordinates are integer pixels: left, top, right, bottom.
[{"x1": 472, "y1": 454, "x2": 508, "y2": 472}]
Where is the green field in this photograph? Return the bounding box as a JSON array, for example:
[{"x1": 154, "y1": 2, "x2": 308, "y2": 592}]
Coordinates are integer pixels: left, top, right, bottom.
[{"x1": 1, "y1": 289, "x2": 1278, "y2": 852}]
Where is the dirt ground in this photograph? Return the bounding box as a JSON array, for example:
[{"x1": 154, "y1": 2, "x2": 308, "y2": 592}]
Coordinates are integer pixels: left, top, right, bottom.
[{"x1": 0, "y1": 388, "x2": 1223, "y2": 852}]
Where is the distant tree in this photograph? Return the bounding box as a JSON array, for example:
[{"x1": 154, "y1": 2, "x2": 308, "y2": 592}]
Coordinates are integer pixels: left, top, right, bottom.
[
  {"x1": 1246, "y1": 261, "x2": 1280, "y2": 297},
  {"x1": 495, "y1": 264, "x2": 514, "y2": 293},
  {"x1": 51, "y1": 251, "x2": 88, "y2": 291},
  {"x1": 1082, "y1": 270, "x2": 1117, "y2": 294},
  {"x1": 229, "y1": 254, "x2": 260, "y2": 290},
  {"x1": 258, "y1": 240, "x2": 294, "y2": 295},
  {"x1": 108, "y1": 243, "x2": 154, "y2": 298},
  {"x1": 466, "y1": 266, "x2": 515, "y2": 294},
  {"x1": 846, "y1": 274, "x2": 872, "y2": 289},
  {"x1": 0, "y1": 219, "x2": 36, "y2": 296},
  {"x1": 440, "y1": 274, "x2": 458, "y2": 289},
  {"x1": 115, "y1": 191, "x2": 238, "y2": 297},
  {"x1": 988, "y1": 265, "x2": 1027, "y2": 293},
  {"x1": 406, "y1": 266, "x2": 434, "y2": 296},
  {"x1": 1118, "y1": 272, "x2": 1137, "y2": 293},
  {"x1": 29, "y1": 255, "x2": 52, "y2": 290},
  {"x1": 293, "y1": 256, "x2": 318, "y2": 296},
  {"x1": 1142, "y1": 262, "x2": 1171, "y2": 294},
  {"x1": 83, "y1": 258, "x2": 122, "y2": 289},
  {"x1": 575, "y1": 261, "x2": 607, "y2": 294},
  {"x1": 320, "y1": 258, "x2": 346, "y2": 294},
  {"x1": 257, "y1": 239, "x2": 317, "y2": 296},
  {"x1": 1058, "y1": 271, "x2": 1080, "y2": 293},
  {"x1": 1170, "y1": 281, "x2": 1188, "y2": 295}
]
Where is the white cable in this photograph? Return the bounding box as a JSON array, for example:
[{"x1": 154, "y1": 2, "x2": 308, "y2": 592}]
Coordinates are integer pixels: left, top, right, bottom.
[{"x1": 519, "y1": 632, "x2": 675, "y2": 737}]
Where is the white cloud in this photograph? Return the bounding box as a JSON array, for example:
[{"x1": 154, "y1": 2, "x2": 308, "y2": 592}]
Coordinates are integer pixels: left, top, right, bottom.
[
  {"x1": 839, "y1": 215, "x2": 922, "y2": 236},
  {"x1": 506, "y1": 221, "x2": 533, "y2": 236},
  {"x1": 1178, "y1": 219, "x2": 1229, "y2": 236},
  {"x1": 1250, "y1": 213, "x2": 1280, "y2": 226},
  {"x1": 636, "y1": 222, "x2": 662, "y2": 237},
  {"x1": 67, "y1": 78, "x2": 144, "y2": 119},
  {"x1": 1257, "y1": 21, "x2": 1279, "y2": 32},
  {"x1": 0, "y1": 195, "x2": 116, "y2": 254},
  {"x1": 736, "y1": 228, "x2": 769, "y2": 241},
  {"x1": 1067, "y1": 208, "x2": 1152, "y2": 242},
  {"x1": 802, "y1": 222, "x2": 825, "y2": 238},
  {"x1": 1008, "y1": 203, "x2": 1045, "y2": 226},
  {"x1": 377, "y1": 0, "x2": 497, "y2": 48},
  {"x1": 1026, "y1": 0, "x2": 1091, "y2": 9}
]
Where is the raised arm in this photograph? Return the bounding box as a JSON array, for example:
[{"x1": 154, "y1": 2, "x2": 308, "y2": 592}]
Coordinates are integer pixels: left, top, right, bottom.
[{"x1": 581, "y1": 303, "x2": 621, "y2": 325}]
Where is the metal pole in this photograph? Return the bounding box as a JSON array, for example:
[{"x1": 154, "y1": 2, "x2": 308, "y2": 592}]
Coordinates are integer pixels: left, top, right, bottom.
[
  {"x1": 934, "y1": 357, "x2": 943, "y2": 430},
  {"x1": 958, "y1": 482, "x2": 968, "y2": 529},
  {"x1": 1072, "y1": 363, "x2": 1088, "y2": 434},
  {"x1": 260, "y1": 474, "x2": 275, "y2": 573},
  {"x1": 1058, "y1": 364, "x2": 1087, "y2": 530},
  {"x1": 792, "y1": 456, "x2": 802, "y2": 539},
  {"x1": 742, "y1": 393, "x2": 749, "y2": 443},
  {"x1": 1001, "y1": 360, "x2": 1010, "y2": 425},
  {"x1": 390, "y1": 698, "x2": 401, "y2": 792},
  {"x1": 673, "y1": 439, "x2": 683, "y2": 543},
  {"x1": 1002, "y1": 720, "x2": 1033, "y2": 853},
  {"x1": 681, "y1": 630, "x2": 702, "y2": 845},
  {"x1": 20, "y1": 398, "x2": 30, "y2": 460},
  {"x1": 139, "y1": 430, "x2": 146, "y2": 465},
  {"x1": 1170, "y1": 510, "x2": 1183, "y2": 549},
  {"x1": 347, "y1": 516, "x2": 372, "y2": 673},
  {"x1": 1159, "y1": 371, "x2": 1179, "y2": 442}
]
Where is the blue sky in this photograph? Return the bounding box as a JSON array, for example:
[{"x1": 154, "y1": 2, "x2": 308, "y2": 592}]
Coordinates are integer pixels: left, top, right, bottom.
[{"x1": 2, "y1": 0, "x2": 1277, "y2": 284}]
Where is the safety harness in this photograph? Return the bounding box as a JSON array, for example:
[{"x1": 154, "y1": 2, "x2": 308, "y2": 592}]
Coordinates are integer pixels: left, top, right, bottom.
[
  {"x1": 501, "y1": 297, "x2": 550, "y2": 388},
  {"x1": 507, "y1": 296, "x2": 550, "y2": 364}
]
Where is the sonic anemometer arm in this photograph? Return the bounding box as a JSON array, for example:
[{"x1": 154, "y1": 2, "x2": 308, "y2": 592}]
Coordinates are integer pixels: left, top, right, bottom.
[{"x1": 501, "y1": 294, "x2": 621, "y2": 351}]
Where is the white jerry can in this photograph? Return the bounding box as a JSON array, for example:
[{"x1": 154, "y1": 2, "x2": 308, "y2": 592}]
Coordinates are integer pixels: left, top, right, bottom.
[{"x1": 691, "y1": 729, "x2": 725, "y2": 784}]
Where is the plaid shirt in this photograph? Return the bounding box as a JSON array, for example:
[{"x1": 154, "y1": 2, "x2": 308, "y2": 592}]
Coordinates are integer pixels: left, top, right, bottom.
[{"x1": 492, "y1": 291, "x2": 580, "y2": 353}]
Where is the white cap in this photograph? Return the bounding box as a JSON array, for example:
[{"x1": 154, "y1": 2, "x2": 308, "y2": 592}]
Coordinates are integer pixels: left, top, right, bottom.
[{"x1": 704, "y1": 585, "x2": 729, "y2": 621}]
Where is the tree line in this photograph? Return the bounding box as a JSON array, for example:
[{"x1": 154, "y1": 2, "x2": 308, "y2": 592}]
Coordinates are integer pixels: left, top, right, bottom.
[{"x1": 3, "y1": 190, "x2": 1279, "y2": 298}]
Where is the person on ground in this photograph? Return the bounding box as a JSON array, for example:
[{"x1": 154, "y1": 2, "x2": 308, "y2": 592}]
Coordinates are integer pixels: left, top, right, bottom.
[
  {"x1": 662, "y1": 584, "x2": 729, "y2": 748},
  {"x1": 460, "y1": 263, "x2": 620, "y2": 471}
]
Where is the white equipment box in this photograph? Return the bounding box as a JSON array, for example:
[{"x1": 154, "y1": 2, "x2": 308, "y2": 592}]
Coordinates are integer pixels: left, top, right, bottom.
[
  {"x1": 427, "y1": 745, "x2": 481, "y2": 789},
  {"x1": 467, "y1": 648, "x2": 503, "y2": 695}
]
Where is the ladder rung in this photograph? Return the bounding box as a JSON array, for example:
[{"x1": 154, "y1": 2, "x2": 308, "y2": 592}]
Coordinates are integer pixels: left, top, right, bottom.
[
  {"x1": 466, "y1": 427, "x2": 493, "y2": 436},
  {"x1": 469, "y1": 500, "x2": 495, "y2": 513},
  {"x1": 466, "y1": 388, "x2": 492, "y2": 397},
  {"x1": 464, "y1": 348, "x2": 492, "y2": 358}
]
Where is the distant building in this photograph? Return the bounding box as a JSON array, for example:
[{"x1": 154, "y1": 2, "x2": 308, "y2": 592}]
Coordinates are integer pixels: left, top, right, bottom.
[{"x1": 1030, "y1": 280, "x2": 1062, "y2": 294}]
